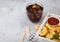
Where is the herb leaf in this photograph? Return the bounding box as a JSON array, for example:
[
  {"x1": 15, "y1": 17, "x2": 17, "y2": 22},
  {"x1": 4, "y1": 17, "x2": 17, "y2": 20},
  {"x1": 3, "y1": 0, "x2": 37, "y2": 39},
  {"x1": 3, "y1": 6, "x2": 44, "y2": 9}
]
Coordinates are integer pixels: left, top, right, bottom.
[{"x1": 54, "y1": 34, "x2": 59, "y2": 39}]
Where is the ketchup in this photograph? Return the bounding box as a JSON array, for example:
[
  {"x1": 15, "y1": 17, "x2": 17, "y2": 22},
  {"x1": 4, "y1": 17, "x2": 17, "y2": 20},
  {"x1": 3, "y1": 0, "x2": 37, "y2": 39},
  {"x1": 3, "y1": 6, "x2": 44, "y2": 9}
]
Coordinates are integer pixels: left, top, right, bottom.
[{"x1": 48, "y1": 17, "x2": 59, "y2": 25}]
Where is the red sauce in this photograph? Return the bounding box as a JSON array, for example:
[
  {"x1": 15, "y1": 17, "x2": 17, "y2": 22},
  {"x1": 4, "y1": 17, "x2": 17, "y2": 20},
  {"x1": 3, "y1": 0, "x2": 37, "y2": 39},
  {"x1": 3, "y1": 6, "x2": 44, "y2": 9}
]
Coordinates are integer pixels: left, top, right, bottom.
[{"x1": 48, "y1": 17, "x2": 59, "y2": 25}]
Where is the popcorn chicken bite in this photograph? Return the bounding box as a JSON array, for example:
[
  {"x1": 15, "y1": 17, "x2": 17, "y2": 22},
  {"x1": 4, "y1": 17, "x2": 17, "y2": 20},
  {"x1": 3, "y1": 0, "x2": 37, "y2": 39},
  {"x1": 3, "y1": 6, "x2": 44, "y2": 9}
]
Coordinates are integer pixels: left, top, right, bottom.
[
  {"x1": 46, "y1": 23, "x2": 56, "y2": 31},
  {"x1": 46, "y1": 33, "x2": 53, "y2": 39},
  {"x1": 56, "y1": 27, "x2": 60, "y2": 33},
  {"x1": 39, "y1": 26, "x2": 48, "y2": 36},
  {"x1": 35, "y1": 24, "x2": 40, "y2": 30}
]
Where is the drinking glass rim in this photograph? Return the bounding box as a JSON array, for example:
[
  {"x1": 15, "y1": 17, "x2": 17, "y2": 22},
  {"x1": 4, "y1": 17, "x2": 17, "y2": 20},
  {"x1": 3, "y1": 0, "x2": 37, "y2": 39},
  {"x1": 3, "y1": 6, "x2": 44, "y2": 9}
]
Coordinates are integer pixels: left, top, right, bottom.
[{"x1": 26, "y1": 2, "x2": 44, "y2": 8}]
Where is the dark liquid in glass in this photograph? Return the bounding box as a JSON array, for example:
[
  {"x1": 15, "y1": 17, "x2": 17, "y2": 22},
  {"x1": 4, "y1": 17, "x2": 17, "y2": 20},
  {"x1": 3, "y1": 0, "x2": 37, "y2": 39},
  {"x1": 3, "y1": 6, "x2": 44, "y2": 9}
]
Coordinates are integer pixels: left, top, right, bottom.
[{"x1": 26, "y1": 3, "x2": 43, "y2": 23}]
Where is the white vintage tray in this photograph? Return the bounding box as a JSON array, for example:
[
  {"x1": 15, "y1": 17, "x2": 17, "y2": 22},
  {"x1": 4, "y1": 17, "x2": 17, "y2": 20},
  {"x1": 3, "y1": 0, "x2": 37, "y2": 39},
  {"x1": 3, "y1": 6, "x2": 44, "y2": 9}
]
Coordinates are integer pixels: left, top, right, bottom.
[{"x1": 37, "y1": 13, "x2": 60, "y2": 42}]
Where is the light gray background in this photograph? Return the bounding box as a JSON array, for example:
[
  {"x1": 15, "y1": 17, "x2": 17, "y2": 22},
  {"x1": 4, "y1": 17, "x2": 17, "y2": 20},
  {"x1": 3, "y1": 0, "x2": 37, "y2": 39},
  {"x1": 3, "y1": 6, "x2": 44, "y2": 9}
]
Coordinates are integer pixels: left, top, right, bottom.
[{"x1": 0, "y1": 0, "x2": 60, "y2": 42}]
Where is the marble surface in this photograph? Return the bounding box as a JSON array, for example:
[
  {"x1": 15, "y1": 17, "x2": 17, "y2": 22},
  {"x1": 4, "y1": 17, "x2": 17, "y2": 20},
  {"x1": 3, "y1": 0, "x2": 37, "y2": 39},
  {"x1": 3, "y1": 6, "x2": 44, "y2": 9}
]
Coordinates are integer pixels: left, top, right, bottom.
[{"x1": 0, "y1": 0, "x2": 60, "y2": 42}]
